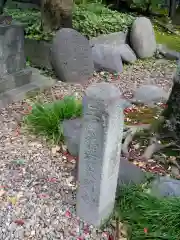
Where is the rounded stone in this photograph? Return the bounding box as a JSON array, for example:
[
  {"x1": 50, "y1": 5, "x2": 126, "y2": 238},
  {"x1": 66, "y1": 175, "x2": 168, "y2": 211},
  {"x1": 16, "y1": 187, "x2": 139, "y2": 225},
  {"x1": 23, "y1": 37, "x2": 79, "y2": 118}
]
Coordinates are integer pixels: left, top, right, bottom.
[
  {"x1": 51, "y1": 28, "x2": 94, "y2": 83},
  {"x1": 130, "y1": 17, "x2": 156, "y2": 58}
]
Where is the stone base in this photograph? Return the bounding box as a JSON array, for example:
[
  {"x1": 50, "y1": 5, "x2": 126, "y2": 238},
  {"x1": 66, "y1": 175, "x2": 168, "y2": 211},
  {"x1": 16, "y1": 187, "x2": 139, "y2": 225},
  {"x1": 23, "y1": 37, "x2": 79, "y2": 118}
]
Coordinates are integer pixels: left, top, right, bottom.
[
  {"x1": 0, "y1": 68, "x2": 32, "y2": 94},
  {"x1": 0, "y1": 67, "x2": 56, "y2": 108}
]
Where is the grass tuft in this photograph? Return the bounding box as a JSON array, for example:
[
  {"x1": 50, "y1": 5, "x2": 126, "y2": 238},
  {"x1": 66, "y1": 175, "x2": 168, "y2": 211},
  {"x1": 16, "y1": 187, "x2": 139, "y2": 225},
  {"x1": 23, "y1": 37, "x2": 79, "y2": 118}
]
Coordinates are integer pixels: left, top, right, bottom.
[
  {"x1": 24, "y1": 96, "x2": 82, "y2": 143},
  {"x1": 115, "y1": 184, "x2": 180, "y2": 240}
]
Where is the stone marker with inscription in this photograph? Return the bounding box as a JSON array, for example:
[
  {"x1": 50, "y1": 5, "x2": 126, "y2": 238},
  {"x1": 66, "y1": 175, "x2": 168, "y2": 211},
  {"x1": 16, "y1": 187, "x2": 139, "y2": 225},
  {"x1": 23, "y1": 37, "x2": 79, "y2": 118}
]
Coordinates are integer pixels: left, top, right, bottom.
[
  {"x1": 76, "y1": 82, "x2": 124, "y2": 227},
  {"x1": 0, "y1": 16, "x2": 32, "y2": 93},
  {"x1": 51, "y1": 28, "x2": 94, "y2": 83}
]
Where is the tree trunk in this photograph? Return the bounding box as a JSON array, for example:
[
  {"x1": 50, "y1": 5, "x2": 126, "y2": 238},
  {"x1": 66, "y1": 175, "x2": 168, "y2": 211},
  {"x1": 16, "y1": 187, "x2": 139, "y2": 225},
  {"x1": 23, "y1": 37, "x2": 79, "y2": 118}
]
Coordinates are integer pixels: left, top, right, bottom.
[
  {"x1": 40, "y1": 0, "x2": 73, "y2": 32},
  {"x1": 162, "y1": 62, "x2": 180, "y2": 143},
  {"x1": 169, "y1": 0, "x2": 177, "y2": 19}
]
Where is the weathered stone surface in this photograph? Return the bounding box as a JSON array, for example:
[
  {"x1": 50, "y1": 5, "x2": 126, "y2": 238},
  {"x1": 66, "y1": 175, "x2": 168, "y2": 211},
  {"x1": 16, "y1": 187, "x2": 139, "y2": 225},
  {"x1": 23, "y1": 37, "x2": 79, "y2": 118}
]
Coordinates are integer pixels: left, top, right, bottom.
[
  {"x1": 62, "y1": 118, "x2": 82, "y2": 157},
  {"x1": 134, "y1": 84, "x2": 168, "y2": 104},
  {"x1": 51, "y1": 28, "x2": 94, "y2": 83},
  {"x1": 156, "y1": 44, "x2": 180, "y2": 60},
  {"x1": 130, "y1": 17, "x2": 156, "y2": 58},
  {"x1": 118, "y1": 157, "x2": 146, "y2": 186},
  {"x1": 0, "y1": 68, "x2": 32, "y2": 93},
  {"x1": 89, "y1": 31, "x2": 127, "y2": 47},
  {"x1": 25, "y1": 39, "x2": 52, "y2": 69},
  {"x1": 0, "y1": 20, "x2": 26, "y2": 76},
  {"x1": 150, "y1": 176, "x2": 180, "y2": 197},
  {"x1": 76, "y1": 83, "x2": 124, "y2": 226},
  {"x1": 92, "y1": 44, "x2": 123, "y2": 73},
  {"x1": 0, "y1": 67, "x2": 56, "y2": 108},
  {"x1": 62, "y1": 97, "x2": 131, "y2": 157},
  {"x1": 118, "y1": 44, "x2": 137, "y2": 63}
]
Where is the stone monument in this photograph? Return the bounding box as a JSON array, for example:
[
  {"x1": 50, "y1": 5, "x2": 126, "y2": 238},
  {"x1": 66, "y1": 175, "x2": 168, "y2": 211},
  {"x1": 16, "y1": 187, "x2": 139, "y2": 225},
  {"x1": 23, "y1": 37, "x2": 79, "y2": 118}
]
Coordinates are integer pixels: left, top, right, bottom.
[
  {"x1": 76, "y1": 82, "x2": 124, "y2": 227},
  {"x1": 0, "y1": 15, "x2": 32, "y2": 94}
]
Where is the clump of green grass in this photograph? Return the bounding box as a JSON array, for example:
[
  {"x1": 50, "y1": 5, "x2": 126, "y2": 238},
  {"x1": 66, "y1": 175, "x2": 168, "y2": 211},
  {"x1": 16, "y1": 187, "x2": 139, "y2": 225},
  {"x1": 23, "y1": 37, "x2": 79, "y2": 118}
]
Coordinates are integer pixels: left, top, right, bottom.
[
  {"x1": 115, "y1": 184, "x2": 180, "y2": 240},
  {"x1": 24, "y1": 96, "x2": 82, "y2": 143}
]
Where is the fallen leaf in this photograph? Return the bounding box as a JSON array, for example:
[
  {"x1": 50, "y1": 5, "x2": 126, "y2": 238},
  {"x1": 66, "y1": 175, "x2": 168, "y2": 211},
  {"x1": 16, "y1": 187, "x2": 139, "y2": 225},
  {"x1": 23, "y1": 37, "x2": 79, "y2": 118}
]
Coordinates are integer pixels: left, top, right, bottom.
[{"x1": 14, "y1": 219, "x2": 25, "y2": 225}]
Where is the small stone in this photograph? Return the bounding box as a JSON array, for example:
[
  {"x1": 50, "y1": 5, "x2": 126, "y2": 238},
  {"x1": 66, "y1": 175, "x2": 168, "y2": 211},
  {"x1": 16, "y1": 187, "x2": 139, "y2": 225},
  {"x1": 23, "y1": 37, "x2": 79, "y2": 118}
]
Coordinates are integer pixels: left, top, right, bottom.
[{"x1": 30, "y1": 230, "x2": 35, "y2": 236}]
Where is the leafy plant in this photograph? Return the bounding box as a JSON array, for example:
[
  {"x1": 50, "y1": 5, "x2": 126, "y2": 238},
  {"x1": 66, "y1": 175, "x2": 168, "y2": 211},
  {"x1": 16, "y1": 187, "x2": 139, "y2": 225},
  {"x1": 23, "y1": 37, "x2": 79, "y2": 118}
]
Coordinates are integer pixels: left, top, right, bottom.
[
  {"x1": 24, "y1": 96, "x2": 82, "y2": 143},
  {"x1": 73, "y1": 3, "x2": 135, "y2": 38},
  {"x1": 4, "y1": 3, "x2": 134, "y2": 40}
]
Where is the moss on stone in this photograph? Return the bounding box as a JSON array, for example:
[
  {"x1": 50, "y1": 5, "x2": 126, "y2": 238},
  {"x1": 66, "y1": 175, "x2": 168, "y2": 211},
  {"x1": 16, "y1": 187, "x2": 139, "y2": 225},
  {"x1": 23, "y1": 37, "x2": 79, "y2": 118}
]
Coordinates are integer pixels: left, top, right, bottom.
[{"x1": 155, "y1": 30, "x2": 180, "y2": 52}]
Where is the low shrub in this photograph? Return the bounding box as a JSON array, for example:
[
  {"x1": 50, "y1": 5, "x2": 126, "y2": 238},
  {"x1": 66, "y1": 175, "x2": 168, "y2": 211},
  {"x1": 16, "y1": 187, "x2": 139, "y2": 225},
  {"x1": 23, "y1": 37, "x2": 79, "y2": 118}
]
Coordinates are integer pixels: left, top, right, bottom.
[
  {"x1": 24, "y1": 96, "x2": 82, "y2": 143},
  {"x1": 73, "y1": 3, "x2": 135, "y2": 38},
  {"x1": 4, "y1": 3, "x2": 134, "y2": 40}
]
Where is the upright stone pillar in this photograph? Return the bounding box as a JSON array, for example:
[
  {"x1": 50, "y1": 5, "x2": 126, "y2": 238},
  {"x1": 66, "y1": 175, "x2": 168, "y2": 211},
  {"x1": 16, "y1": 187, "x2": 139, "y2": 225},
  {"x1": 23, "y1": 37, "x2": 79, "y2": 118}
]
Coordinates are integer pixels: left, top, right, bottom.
[
  {"x1": 0, "y1": 18, "x2": 32, "y2": 93},
  {"x1": 76, "y1": 82, "x2": 124, "y2": 227}
]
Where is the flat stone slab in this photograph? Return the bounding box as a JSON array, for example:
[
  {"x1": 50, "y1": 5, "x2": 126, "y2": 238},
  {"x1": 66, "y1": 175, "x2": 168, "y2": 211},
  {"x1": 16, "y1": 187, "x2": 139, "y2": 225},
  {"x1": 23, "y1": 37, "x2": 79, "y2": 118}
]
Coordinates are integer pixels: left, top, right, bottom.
[
  {"x1": 0, "y1": 68, "x2": 32, "y2": 93},
  {"x1": 0, "y1": 67, "x2": 56, "y2": 108}
]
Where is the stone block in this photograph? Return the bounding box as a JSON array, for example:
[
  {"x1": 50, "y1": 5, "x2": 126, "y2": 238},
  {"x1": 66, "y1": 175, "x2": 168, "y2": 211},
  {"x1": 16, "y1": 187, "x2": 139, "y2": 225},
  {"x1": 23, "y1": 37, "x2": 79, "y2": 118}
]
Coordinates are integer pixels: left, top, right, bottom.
[
  {"x1": 51, "y1": 28, "x2": 94, "y2": 83},
  {"x1": 0, "y1": 20, "x2": 26, "y2": 76},
  {"x1": 25, "y1": 39, "x2": 52, "y2": 69},
  {"x1": 76, "y1": 83, "x2": 124, "y2": 227},
  {"x1": 0, "y1": 68, "x2": 32, "y2": 93}
]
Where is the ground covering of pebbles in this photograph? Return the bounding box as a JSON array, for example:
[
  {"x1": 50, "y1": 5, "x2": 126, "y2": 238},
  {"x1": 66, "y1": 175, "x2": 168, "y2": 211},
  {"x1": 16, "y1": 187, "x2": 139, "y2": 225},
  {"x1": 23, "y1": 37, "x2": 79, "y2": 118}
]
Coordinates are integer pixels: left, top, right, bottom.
[{"x1": 0, "y1": 59, "x2": 177, "y2": 240}]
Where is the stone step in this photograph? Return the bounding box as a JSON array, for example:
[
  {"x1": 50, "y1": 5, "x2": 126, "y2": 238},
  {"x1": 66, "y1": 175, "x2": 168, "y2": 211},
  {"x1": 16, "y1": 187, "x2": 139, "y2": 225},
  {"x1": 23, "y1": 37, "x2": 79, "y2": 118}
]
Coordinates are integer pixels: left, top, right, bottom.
[
  {"x1": 0, "y1": 68, "x2": 56, "y2": 108},
  {"x1": 0, "y1": 68, "x2": 32, "y2": 93}
]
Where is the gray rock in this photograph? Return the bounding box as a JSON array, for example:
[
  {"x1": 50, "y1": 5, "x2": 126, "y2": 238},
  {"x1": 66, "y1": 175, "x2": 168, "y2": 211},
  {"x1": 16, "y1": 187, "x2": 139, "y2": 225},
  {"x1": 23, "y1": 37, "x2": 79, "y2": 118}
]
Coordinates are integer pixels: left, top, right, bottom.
[
  {"x1": 130, "y1": 17, "x2": 156, "y2": 58},
  {"x1": 150, "y1": 176, "x2": 180, "y2": 197},
  {"x1": 92, "y1": 44, "x2": 123, "y2": 73},
  {"x1": 118, "y1": 44, "x2": 137, "y2": 63},
  {"x1": 62, "y1": 118, "x2": 82, "y2": 157},
  {"x1": 118, "y1": 157, "x2": 146, "y2": 185},
  {"x1": 51, "y1": 28, "x2": 94, "y2": 83},
  {"x1": 89, "y1": 31, "x2": 127, "y2": 47},
  {"x1": 156, "y1": 44, "x2": 180, "y2": 60},
  {"x1": 134, "y1": 84, "x2": 168, "y2": 104}
]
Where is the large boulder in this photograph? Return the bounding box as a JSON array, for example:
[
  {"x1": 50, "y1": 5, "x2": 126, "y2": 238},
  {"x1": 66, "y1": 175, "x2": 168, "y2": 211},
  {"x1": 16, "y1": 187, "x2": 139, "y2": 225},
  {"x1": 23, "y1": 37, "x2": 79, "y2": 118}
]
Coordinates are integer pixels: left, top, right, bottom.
[
  {"x1": 51, "y1": 28, "x2": 94, "y2": 83},
  {"x1": 130, "y1": 17, "x2": 156, "y2": 58},
  {"x1": 92, "y1": 44, "x2": 123, "y2": 73},
  {"x1": 89, "y1": 31, "x2": 127, "y2": 47}
]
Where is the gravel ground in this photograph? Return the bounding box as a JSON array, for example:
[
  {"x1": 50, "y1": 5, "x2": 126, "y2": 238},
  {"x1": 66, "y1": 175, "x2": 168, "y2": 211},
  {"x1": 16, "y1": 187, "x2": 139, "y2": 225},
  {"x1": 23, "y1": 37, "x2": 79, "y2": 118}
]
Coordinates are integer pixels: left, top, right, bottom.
[{"x1": 0, "y1": 59, "x2": 177, "y2": 240}]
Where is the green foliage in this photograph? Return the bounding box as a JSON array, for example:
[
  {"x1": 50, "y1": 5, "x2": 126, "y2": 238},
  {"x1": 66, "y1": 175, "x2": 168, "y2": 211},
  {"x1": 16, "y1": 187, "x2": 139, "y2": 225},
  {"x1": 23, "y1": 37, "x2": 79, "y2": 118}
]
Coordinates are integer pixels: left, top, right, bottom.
[
  {"x1": 116, "y1": 184, "x2": 180, "y2": 240},
  {"x1": 131, "y1": 0, "x2": 162, "y2": 11},
  {"x1": 4, "y1": 3, "x2": 134, "y2": 40},
  {"x1": 73, "y1": 3, "x2": 135, "y2": 38},
  {"x1": 24, "y1": 96, "x2": 82, "y2": 143}
]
